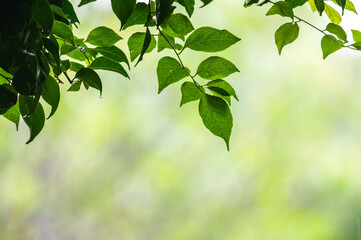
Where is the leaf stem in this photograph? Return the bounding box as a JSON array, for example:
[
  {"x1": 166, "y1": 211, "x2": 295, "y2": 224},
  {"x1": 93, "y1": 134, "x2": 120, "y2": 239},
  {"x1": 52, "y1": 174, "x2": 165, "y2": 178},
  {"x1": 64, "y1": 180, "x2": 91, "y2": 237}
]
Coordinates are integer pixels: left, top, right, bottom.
[{"x1": 63, "y1": 71, "x2": 73, "y2": 84}]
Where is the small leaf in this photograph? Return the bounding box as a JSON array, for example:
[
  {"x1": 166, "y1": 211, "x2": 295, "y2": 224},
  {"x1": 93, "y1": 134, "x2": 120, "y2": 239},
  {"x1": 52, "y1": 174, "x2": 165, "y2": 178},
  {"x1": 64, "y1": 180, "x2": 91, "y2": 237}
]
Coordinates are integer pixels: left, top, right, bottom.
[
  {"x1": 128, "y1": 32, "x2": 156, "y2": 62},
  {"x1": 75, "y1": 68, "x2": 102, "y2": 95},
  {"x1": 0, "y1": 84, "x2": 17, "y2": 109},
  {"x1": 161, "y1": 13, "x2": 194, "y2": 40},
  {"x1": 86, "y1": 26, "x2": 122, "y2": 47},
  {"x1": 19, "y1": 95, "x2": 45, "y2": 144},
  {"x1": 198, "y1": 94, "x2": 233, "y2": 150},
  {"x1": 62, "y1": 0, "x2": 80, "y2": 24},
  {"x1": 184, "y1": 27, "x2": 241, "y2": 52},
  {"x1": 314, "y1": 0, "x2": 325, "y2": 15},
  {"x1": 351, "y1": 30, "x2": 361, "y2": 42},
  {"x1": 321, "y1": 35, "x2": 343, "y2": 59},
  {"x1": 41, "y1": 76, "x2": 60, "y2": 119},
  {"x1": 206, "y1": 79, "x2": 239, "y2": 101},
  {"x1": 78, "y1": 0, "x2": 97, "y2": 7},
  {"x1": 334, "y1": 0, "x2": 346, "y2": 14},
  {"x1": 197, "y1": 56, "x2": 239, "y2": 81},
  {"x1": 176, "y1": 0, "x2": 195, "y2": 17},
  {"x1": 51, "y1": 20, "x2": 74, "y2": 43},
  {"x1": 275, "y1": 22, "x2": 299, "y2": 55},
  {"x1": 266, "y1": 1, "x2": 294, "y2": 19},
  {"x1": 156, "y1": 0, "x2": 175, "y2": 26},
  {"x1": 285, "y1": 0, "x2": 308, "y2": 8},
  {"x1": 326, "y1": 23, "x2": 347, "y2": 42},
  {"x1": 12, "y1": 65, "x2": 36, "y2": 96},
  {"x1": 0, "y1": 67, "x2": 12, "y2": 84},
  {"x1": 180, "y1": 81, "x2": 203, "y2": 106},
  {"x1": 70, "y1": 62, "x2": 85, "y2": 72},
  {"x1": 88, "y1": 57, "x2": 129, "y2": 78},
  {"x1": 135, "y1": 27, "x2": 152, "y2": 66},
  {"x1": 44, "y1": 38, "x2": 60, "y2": 68},
  {"x1": 94, "y1": 46, "x2": 130, "y2": 69},
  {"x1": 157, "y1": 57, "x2": 188, "y2": 93},
  {"x1": 122, "y1": 3, "x2": 149, "y2": 30},
  {"x1": 111, "y1": 0, "x2": 136, "y2": 29},
  {"x1": 68, "y1": 81, "x2": 82, "y2": 91},
  {"x1": 244, "y1": 0, "x2": 260, "y2": 7},
  {"x1": 34, "y1": 0, "x2": 54, "y2": 33},
  {"x1": 3, "y1": 102, "x2": 20, "y2": 130},
  {"x1": 200, "y1": 0, "x2": 213, "y2": 7},
  {"x1": 158, "y1": 32, "x2": 177, "y2": 52},
  {"x1": 324, "y1": 4, "x2": 342, "y2": 24}
]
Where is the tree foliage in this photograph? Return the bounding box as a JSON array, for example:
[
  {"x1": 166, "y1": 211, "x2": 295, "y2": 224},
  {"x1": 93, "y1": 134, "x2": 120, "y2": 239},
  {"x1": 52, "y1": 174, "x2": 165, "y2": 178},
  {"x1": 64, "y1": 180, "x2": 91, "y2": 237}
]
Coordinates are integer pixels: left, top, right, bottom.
[{"x1": 0, "y1": 0, "x2": 360, "y2": 149}]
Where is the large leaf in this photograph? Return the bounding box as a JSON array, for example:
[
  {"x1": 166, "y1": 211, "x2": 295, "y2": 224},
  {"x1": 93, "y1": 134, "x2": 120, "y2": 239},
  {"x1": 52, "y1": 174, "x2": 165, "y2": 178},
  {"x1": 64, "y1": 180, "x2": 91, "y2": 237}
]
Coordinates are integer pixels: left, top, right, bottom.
[
  {"x1": 62, "y1": 0, "x2": 80, "y2": 24},
  {"x1": 86, "y1": 26, "x2": 122, "y2": 47},
  {"x1": 351, "y1": 30, "x2": 361, "y2": 42},
  {"x1": 266, "y1": 1, "x2": 294, "y2": 19},
  {"x1": 89, "y1": 57, "x2": 129, "y2": 78},
  {"x1": 41, "y1": 76, "x2": 60, "y2": 119},
  {"x1": 274, "y1": 22, "x2": 299, "y2": 55},
  {"x1": 326, "y1": 23, "x2": 346, "y2": 42},
  {"x1": 19, "y1": 96, "x2": 45, "y2": 144},
  {"x1": 111, "y1": 0, "x2": 136, "y2": 29},
  {"x1": 94, "y1": 46, "x2": 130, "y2": 69},
  {"x1": 51, "y1": 20, "x2": 74, "y2": 43},
  {"x1": 324, "y1": 4, "x2": 342, "y2": 24},
  {"x1": 184, "y1": 27, "x2": 241, "y2": 52},
  {"x1": 314, "y1": 0, "x2": 325, "y2": 15},
  {"x1": 206, "y1": 79, "x2": 239, "y2": 101},
  {"x1": 157, "y1": 57, "x2": 188, "y2": 93},
  {"x1": 122, "y1": 3, "x2": 149, "y2": 30},
  {"x1": 156, "y1": 0, "x2": 175, "y2": 26},
  {"x1": 34, "y1": 0, "x2": 54, "y2": 33},
  {"x1": 176, "y1": 0, "x2": 195, "y2": 16},
  {"x1": 197, "y1": 56, "x2": 239, "y2": 80},
  {"x1": 321, "y1": 35, "x2": 343, "y2": 59},
  {"x1": 2, "y1": 102, "x2": 20, "y2": 130},
  {"x1": 128, "y1": 32, "x2": 156, "y2": 62},
  {"x1": 158, "y1": 32, "x2": 176, "y2": 52},
  {"x1": 75, "y1": 68, "x2": 102, "y2": 95},
  {"x1": 198, "y1": 94, "x2": 233, "y2": 150},
  {"x1": 161, "y1": 13, "x2": 194, "y2": 40},
  {"x1": 180, "y1": 81, "x2": 203, "y2": 106}
]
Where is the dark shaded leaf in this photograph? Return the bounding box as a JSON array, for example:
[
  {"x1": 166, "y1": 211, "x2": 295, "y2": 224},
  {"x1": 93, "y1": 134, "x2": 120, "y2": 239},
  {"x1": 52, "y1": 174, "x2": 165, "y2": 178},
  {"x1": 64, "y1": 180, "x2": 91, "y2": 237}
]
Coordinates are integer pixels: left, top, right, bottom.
[
  {"x1": 176, "y1": 0, "x2": 195, "y2": 17},
  {"x1": 128, "y1": 32, "x2": 156, "y2": 62},
  {"x1": 156, "y1": 0, "x2": 175, "y2": 26},
  {"x1": 51, "y1": 20, "x2": 74, "y2": 43},
  {"x1": 62, "y1": 0, "x2": 80, "y2": 24},
  {"x1": 94, "y1": 46, "x2": 130, "y2": 69},
  {"x1": 78, "y1": 0, "x2": 97, "y2": 7},
  {"x1": 161, "y1": 13, "x2": 194, "y2": 40},
  {"x1": 34, "y1": 0, "x2": 54, "y2": 33},
  {"x1": 135, "y1": 27, "x2": 152, "y2": 66},
  {"x1": 41, "y1": 76, "x2": 60, "y2": 119},
  {"x1": 75, "y1": 68, "x2": 102, "y2": 94},
  {"x1": 314, "y1": 0, "x2": 325, "y2": 15},
  {"x1": 206, "y1": 79, "x2": 239, "y2": 101},
  {"x1": 2, "y1": 102, "x2": 20, "y2": 130},
  {"x1": 12, "y1": 65, "x2": 36, "y2": 96},
  {"x1": 122, "y1": 3, "x2": 149, "y2": 30},
  {"x1": 111, "y1": 0, "x2": 136, "y2": 29},
  {"x1": 89, "y1": 57, "x2": 129, "y2": 78}
]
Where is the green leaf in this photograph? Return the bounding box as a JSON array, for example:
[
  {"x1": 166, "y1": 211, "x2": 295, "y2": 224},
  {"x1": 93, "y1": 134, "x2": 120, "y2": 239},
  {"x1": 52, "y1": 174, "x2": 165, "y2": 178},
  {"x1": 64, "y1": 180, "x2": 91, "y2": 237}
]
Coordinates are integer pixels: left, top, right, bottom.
[
  {"x1": 0, "y1": 84, "x2": 17, "y2": 109},
  {"x1": 75, "y1": 68, "x2": 102, "y2": 95},
  {"x1": 321, "y1": 35, "x2": 343, "y2": 59},
  {"x1": 44, "y1": 38, "x2": 60, "y2": 68},
  {"x1": 200, "y1": 0, "x2": 213, "y2": 7},
  {"x1": 325, "y1": 4, "x2": 342, "y2": 24},
  {"x1": 62, "y1": 0, "x2": 80, "y2": 24},
  {"x1": 158, "y1": 32, "x2": 177, "y2": 52},
  {"x1": 94, "y1": 46, "x2": 130, "y2": 69},
  {"x1": 34, "y1": 0, "x2": 54, "y2": 33},
  {"x1": 176, "y1": 0, "x2": 195, "y2": 17},
  {"x1": 128, "y1": 32, "x2": 156, "y2": 62},
  {"x1": 274, "y1": 22, "x2": 299, "y2": 55},
  {"x1": 206, "y1": 79, "x2": 239, "y2": 101},
  {"x1": 334, "y1": 0, "x2": 346, "y2": 14},
  {"x1": 326, "y1": 23, "x2": 347, "y2": 42},
  {"x1": 66, "y1": 49, "x2": 87, "y2": 61},
  {"x1": 156, "y1": 0, "x2": 175, "y2": 26},
  {"x1": 51, "y1": 20, "x2": 74, "y2": 43},
  {"x1": 61, "y1": 60, "x2": 71, "y2": 72},
  {"x1": 308, "y1": 0, "x2": 317, "y2": 12},
  {"x1": 314, "y1": 0, "x2": 325, "y2": 15},
  {"x1": 198, "y1": 94, "x2": 233, "y2": 150},
  {"x1": 78, "y1": 0, "x2": 97, "y2": 7},
  {"x1": 161, "y1": 13, "x2": 194, "y2": 40},
  {"x1": 184, "y1": 27, "x2": 241, "y2": 52},
  {"x1": 285, "y1": 0, "x2": 308, "y2": 8},
  {"x1": 51, "y1": 5, "x2": 69, "y2": 23},
  {"x1": 157, "y1": 57, "x2": 189, "y2": 93},
  {"x1": 41, "y1": 76, "x2": 60, "y2": 119},
  {"x1": 266, "y1": 1, "x2": 294, "y2": 19},
  {"x1": 135, "y1": 27, "x2": 153, "y2": 66},
  {"x1": 86, "y1": 26, "x2": 122, "y2": 47},
  {"x1": 351, "y1": 30, "x2": 361, "y2": 42},
  {"x1": 12, "y1": 65, "x2": 36, "y2": 96},
  {"x1": 339, "y1": 0, "x2": 357, "y2": 14},
  {"x1": 111, "y1": 0, "x2": 136, "y2": 29},
  {"x1": 70, "y1": 62, "x2": 85, "y2": 72},
  {"x1": 180, "y1": 82, "x2": 203, "y2": 106},
  {"x1": 0, "y1": 67, "x2": 12, "y2": 84},
  {"x1": 244, "y1": 0, "x2": 260, "y2": 7},
  {"x1": 122, "y1": 3, "x2": 149, "y2": 30},
  {"x1": 197, "y1": 56, "x2": 239, "y2": 81},
  {"x1": 68, "y1": 81, "x2": 82, "y2": 92},
  {"x1": 3, "y1": 102, "x2": 20, "y2": 130},
  {"x1": 19, "y1": 95, "x2": 45, "y2": 144},
  {"x1": 89, "y1": 57, "x2": 129, "y2": 78}
]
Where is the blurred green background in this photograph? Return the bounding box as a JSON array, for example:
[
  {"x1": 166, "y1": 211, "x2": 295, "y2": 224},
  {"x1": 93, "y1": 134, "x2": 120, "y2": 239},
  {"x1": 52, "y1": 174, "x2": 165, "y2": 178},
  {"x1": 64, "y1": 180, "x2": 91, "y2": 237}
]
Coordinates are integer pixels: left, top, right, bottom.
[{"x1": 1, "y1": 0, "x2": 361, "y2": 239}]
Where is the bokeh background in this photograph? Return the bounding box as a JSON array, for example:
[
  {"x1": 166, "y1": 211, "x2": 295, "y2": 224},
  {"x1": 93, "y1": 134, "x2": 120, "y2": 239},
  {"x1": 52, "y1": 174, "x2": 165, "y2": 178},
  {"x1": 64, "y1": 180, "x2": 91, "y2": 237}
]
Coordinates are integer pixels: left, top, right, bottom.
[{"x1": 1, "y1": 0, "x2": 361, "y2": 239}]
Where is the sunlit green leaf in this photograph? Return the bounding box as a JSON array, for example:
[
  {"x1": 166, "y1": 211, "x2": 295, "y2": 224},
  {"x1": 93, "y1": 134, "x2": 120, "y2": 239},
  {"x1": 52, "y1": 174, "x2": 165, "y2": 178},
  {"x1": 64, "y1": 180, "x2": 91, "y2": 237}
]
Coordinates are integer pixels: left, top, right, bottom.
[
  {"x1": 285, "y1": 0, "x2": 308, "y2": 8},
  {"x1": 325, "y1": 4, "x2": 342, "y2": 24},
  {"x1": 94, "y1": 46, "x2": 130, "y2": 69},
  {"x1": 326, "y1": 23, "x2": 347, "y2": 42},
  {"x1": 180, "y1": 81, "x2": 203, "y2": 106},
  {"x1": 275, "y1": 22, "x2": 299, "y2": 55},
  {"x1": 62, "y1": 0, "x2": 80, "y2": 24},
  {"x1": 135, "y1": 27, "x2": 153, "y2": 66},
  {"x1": 198, "y1": 94, "x2": 233, "y2": 150},
  {"x1": 206, "y1": 79, "x2": 239, "y2": 101},
  {"x1": 89, "y1": 57, "x2": 129, "y2": 78},
  {"x1": 351, "y1": 30, "x2": 361, "y2": 42},
  {"x1": 51, "y1": 20, "x2": 74, "y2": 43},
  {"x1": 161, "y1": 13, "x2": 194, "y2": 40},
  {"x1": 67, "y1": 81, "x2": 82, "y2": 92},
  {"x1": 111, "y1": 0, "x2": 136, "y2": 29},
  {"x1": 86, "y1": 26, "x2": 122, "y2": 47},
  {"x1": 157, "y1": 57, "x2": 188, "y2": 93},
  {"x1": 184, "y1": 27, "x2": 241, "y2": 52},
  {"x1": 321, "y1": 35, "x2": 343, "y2": 59},
  {"x1": 2, "y1": 102, "x2": 20, "y2": 130},
  {"x1": 266, "y1": 1, "x2": 294, "y2": 19},
  {"x1": 122, "y1": 3, "x2": 149, "y2": 30},
  {"x1": 128, "y1": 32, "x2": 156, "y2": 62},
  {"x1": 176, "y1": 0, "x2": 195, "y2": 16},
  {"x1": 197, "y1": 56, "x2": 239, "y2": 80},
  {"x1": 70, "y1": 62, "x2": 85, "y2": 72},
  {"x1": 158, "y1": 32, "x2": 176, "y2": 52}
]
